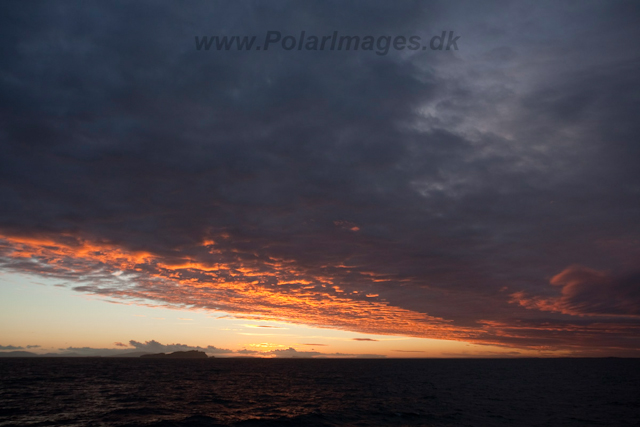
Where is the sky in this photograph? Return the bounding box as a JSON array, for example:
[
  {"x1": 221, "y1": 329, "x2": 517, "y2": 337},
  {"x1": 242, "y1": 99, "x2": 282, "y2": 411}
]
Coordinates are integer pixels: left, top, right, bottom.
[{"x1": 1, "y1": 0, "x2": 639, "y2": 358}]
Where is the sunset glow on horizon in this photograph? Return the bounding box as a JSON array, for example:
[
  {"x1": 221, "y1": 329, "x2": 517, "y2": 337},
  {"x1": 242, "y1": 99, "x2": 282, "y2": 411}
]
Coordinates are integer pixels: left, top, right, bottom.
[{"x1": 2, "y1": 227, "x2": 638, "y2": 357}]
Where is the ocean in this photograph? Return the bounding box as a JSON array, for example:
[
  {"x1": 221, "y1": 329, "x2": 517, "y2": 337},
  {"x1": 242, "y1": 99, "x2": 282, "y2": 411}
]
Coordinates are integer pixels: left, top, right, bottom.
[{"x1": 0, "y1": 358, "x2": 638, "y2": 426}]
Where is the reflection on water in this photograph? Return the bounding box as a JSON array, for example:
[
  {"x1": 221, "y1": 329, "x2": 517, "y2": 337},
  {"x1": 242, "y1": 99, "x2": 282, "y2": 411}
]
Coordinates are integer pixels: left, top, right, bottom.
[{"x1": 0, "y1": 358, "x2": 638, "y2": 426}]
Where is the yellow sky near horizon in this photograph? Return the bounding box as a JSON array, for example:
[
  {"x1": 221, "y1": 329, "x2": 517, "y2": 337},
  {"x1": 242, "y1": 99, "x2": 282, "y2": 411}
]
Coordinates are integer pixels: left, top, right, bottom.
[{"x1": 0, "y1": 271, "x2": 553, "y2": 358}]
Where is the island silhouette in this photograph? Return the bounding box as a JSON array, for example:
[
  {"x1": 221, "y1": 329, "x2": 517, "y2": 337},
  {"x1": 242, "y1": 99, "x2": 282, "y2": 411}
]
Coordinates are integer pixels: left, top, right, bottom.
[{"x1": 140, "y1": 350, "x2": 210, "y2": 359}]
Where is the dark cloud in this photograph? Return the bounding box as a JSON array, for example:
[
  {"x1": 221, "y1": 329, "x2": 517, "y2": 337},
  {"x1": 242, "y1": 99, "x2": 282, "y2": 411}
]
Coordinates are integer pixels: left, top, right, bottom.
[
  {"x1": 129, "y1": 340, "x2": 231, "y2": 354},
  {"x1": 0, "y1": 1, "x2": 639, "y2": 354},
  {"x1": 440, "y1": 351, "x2": 523, "y2": 358},
  {"x1": 269, "y1": 347, "x2": 385, "y2": 359},
  {"x1": 352, "y1": 338, "x2": 378, "y2": 342},
  {"x1": 236, "y1": 349, "x2": 260, "y2": 355},
  {"x1": 58, "y1": 347, "x2": 123, "y2": 356},
  {"x1": 0, "y1": 345, "x2": 23, "y2": 350},
  {"x1": 512, "y1": 265, "x2": 640, "y2": 317},
  {"x1": 270, "y1": 347, "x2": 323, "y2": 358},
  {"x1": 42, "y1": 340, "x2": 232, "y2": 356}
]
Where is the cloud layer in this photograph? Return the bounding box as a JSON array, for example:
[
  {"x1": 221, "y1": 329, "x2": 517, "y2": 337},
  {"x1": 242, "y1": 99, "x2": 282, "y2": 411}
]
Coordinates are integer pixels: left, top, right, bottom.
[
  {"x1": 1, "y1": 340, "x2": 385, "y2": 358},
  {"x1": 1, "y1": 1, "x2": 639, "y2": 355},
  {"x1": 512, "y1": 265, "x2": 640, "y2": 317}
]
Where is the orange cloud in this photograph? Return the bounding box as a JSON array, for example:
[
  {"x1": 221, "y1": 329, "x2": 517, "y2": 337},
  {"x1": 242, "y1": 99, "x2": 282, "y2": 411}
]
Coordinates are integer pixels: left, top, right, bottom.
[
  {"x1": 3, "y1": 232, "x2": 639, "y2": 355},
  {"x1": 0, "y1": 232, "x2": 469, "y2": 341},
  {"x1": 510, "y1": 265, "x2": 640, "y2": 318}
]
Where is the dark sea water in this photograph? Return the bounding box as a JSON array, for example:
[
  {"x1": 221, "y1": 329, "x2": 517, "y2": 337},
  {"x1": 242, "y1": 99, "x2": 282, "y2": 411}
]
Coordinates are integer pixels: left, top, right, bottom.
[{"x1": 1, "y1": 358, "x2": 639, "y2": 427}]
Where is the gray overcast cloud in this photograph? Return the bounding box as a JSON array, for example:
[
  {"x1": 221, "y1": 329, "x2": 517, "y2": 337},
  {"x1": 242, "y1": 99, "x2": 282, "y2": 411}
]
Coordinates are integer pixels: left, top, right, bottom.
[{"x1": 1, "y1": 0, "x2": 639, "y2": 355}]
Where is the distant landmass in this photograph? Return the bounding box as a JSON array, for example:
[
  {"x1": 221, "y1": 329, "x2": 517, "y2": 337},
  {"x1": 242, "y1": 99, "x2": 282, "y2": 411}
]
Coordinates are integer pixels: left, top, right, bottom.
[
  {"x1": 0, "y1": 350, "x2": 213, "y2": 358},
  {"x1": 140, "y1": 350, "x2": 210, "y2": 359},
  {"x1": 108, "y1": 351, "x2": 152, "y2": 358},
  {"x1": 0, "y1": 351, "x2": 39, "y2": 357},
  {"x1": 42, "y1": 352, "x2": 84, "y2": 357}
]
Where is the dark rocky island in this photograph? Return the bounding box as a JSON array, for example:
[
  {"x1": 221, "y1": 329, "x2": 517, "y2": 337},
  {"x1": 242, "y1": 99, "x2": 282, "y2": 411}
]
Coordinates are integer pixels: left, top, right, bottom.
[{"x1": 140, "y1": 350, "x2": 210, "y2": 359}]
